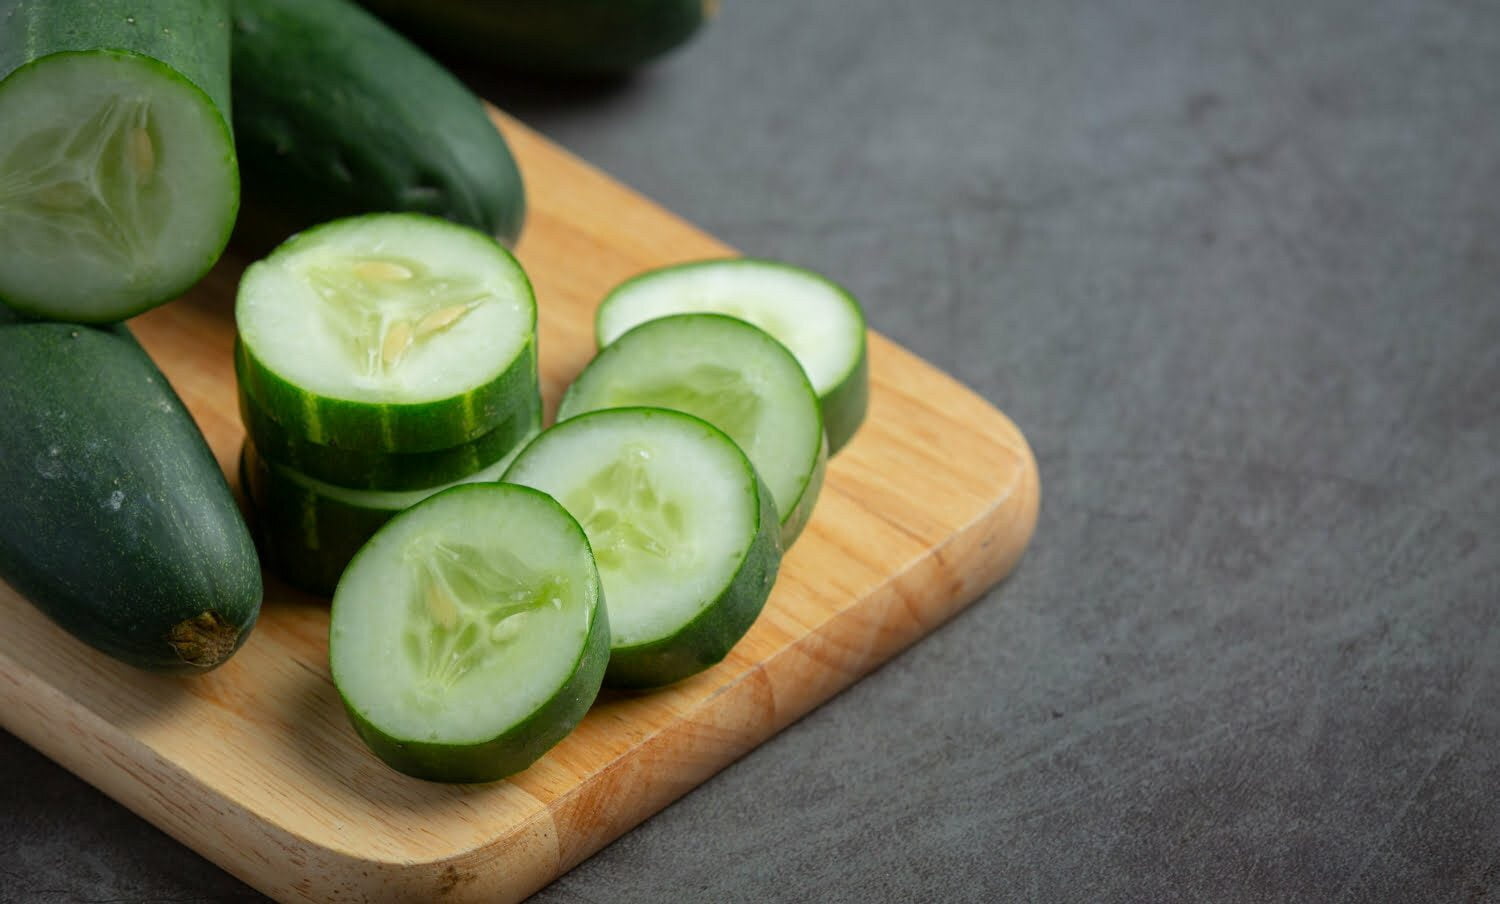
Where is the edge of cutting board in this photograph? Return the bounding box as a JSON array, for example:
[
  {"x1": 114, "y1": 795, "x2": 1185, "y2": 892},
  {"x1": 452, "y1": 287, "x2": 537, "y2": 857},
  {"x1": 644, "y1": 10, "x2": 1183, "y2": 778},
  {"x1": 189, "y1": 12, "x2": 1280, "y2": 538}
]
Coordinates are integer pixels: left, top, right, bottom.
[{"x1": 0, "y1": 112, "x2": 1039, "y2": 903}]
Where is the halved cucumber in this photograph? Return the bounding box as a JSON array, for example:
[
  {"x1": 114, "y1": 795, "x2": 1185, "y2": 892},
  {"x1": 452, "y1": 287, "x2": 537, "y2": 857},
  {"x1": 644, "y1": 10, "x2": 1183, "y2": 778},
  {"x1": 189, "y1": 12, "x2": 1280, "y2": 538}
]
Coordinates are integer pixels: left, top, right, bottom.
[
  {"x1": 235, "y1": 213, "x2": 537, "y2": 452},
  {"x1": 330, "y1": 482, "x2": 608, "y2": 782},
  {"x1": 595, "y1": 259, "x2": 869, "y2": 453},
  {"x1": 241, "y1": 421, "x2": 536, "y2": 595},
  {"x1": 558, "y1": 313, "x2": 827, "y2": 546},
  {"x1": 237, "y1": 377, "x2": 539, "y2": 491},
  {"x1": 504, "y1": 408, "x2": 781, "y2": 689},
  {"x1": 0, "y1": 2, "x2": 239, "y2": 322}
]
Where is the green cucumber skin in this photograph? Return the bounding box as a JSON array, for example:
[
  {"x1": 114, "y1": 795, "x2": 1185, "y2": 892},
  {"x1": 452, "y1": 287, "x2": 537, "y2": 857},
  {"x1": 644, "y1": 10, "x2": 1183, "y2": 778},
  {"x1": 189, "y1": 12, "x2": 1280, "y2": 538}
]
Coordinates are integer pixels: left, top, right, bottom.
[
  {"x1": 358, "y1": 0, "x2": 708, "y2": 76},
  {"x1": 0, "y1": 302, "x2": 133, "y2": 340},
  {"x1": 0, "y1": 324, "x2": 261, "y2": 672},
  {"x1": 779, "y1": 431, "x2": 828, "y2": 548},
  {"x1": 239, "y1": 385, "x2": 534, "y2": 491},
  {"x1": 241, "y1": 443, "x2": 398, "y2": 596},
  {"x1": 821, "y1": 346, "x2": 869, "y2": 455},
  {"x1": 0, "y1": 1, "x2": 239, "y2": 323},
  {"x1": 230, "y1": 0, "x2": 525, "y2": 248},
  {"x1": 604, "y1": 469, "x2": 781, "y2": 690},
  {"x1": 0, "y1": 0, "x2": 233, "y2": 112},
  {"x1": 236, "y1": 332, "x2": 539, "y2": 454},
  {"x1": 242, "y1": 425, "x2": 537, "y2": 595},
  {"x1": 334, "y1": 484, "x2": 610, "y2": 783}
]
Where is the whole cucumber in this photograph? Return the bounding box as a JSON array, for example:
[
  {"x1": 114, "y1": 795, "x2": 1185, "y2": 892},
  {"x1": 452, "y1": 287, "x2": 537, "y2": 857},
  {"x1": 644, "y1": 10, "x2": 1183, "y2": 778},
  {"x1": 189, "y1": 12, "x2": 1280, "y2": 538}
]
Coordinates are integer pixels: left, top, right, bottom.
[
  {"x1": 230, "y1": 0, "x2": 525, "y2": 248},
  {"x1": 0, "y1": 323, "x2": 262, "y2": 672}
]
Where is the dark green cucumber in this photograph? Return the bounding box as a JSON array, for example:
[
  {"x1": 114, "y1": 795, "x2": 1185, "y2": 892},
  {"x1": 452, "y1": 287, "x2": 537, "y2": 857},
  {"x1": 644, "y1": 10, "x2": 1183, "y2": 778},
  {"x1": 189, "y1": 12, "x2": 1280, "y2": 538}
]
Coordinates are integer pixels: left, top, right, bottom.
[
  {"x1": 230, "y1": 0, "x2": 525, "y2": 249},
  {"x1": 358, "y1": 0, "x2": 712, "y2": 76},
  {"x1": 0, "y1": 0, "x2": 239, "y2": 322},
  {"x1": 0, "y1": 323, "x2": 261, "y2": 672},
  {"x1": 331, "y1": 483, "x2": 608, "y2": 782},
  {"x1": 237, "y1": 365, "x2": 538, "y2": 491}
]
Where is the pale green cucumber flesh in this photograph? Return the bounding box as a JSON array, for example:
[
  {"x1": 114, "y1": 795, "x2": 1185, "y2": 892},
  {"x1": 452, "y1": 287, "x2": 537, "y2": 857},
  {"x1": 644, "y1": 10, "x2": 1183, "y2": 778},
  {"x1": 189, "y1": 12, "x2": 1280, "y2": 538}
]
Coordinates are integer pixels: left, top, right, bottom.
[
  {"x1": 330, "y1": 483, "x2": 607, "y2": 782},
  {"x1": 560, "y1": 313, "x2": 826, "y2": 546},
  {"x1": 0, "y1": 52, "x2": 237, "y2": 321},
  {"x1": 242, "y1": 424, "x2": 535, "y2": 596},
  {"x1": 595, "y1": 258, "x2": 869, "y2": 453},
  {"x1": 504, "y1": 407, "x2": 782, "y2": 688},
  {"x1": 235, "y1": 213, "x2": 537, "y2": 452}
]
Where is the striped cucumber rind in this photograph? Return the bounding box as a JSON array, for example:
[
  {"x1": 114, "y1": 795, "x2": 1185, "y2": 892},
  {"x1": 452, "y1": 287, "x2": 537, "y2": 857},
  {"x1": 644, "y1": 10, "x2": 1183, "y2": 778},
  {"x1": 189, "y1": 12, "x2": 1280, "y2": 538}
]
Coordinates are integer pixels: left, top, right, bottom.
[
  {"x1": 595, "y1": 258, "x2": 869, "y2": 453},
  {"x1": 238, "y1": 377, "x2": 539, "y2": 491},
  {"x1": 331, "y1": 483, "x2": 608, "y2": 782},
  {"x1": 241, "y1": 419, "x2": 536, "y2": 595},
  {"x1": 235, "y1": 213, "x2": 537, "y2": 452},
  {"x1": 503, "y1": 407, "x2": 783, "y2": 689},
  {"x1": 560, "y1": 313, "x2": 827, "y2": 547}
]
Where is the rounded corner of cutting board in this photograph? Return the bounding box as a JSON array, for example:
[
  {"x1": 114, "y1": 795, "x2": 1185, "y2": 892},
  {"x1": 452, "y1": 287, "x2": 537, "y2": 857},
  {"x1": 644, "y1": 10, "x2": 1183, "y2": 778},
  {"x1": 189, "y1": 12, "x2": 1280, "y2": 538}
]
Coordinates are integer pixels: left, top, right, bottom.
[{"x1": 856, "y1": 331, "x2": 1041, "y2": 591}]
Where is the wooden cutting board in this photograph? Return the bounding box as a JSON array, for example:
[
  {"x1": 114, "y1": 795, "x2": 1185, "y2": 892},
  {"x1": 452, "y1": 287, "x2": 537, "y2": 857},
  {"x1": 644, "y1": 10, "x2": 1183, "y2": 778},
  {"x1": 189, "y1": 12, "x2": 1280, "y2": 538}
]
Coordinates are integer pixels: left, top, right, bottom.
[{"x1": 0, "y1": 112, "x2": 1039, "y2": 903}]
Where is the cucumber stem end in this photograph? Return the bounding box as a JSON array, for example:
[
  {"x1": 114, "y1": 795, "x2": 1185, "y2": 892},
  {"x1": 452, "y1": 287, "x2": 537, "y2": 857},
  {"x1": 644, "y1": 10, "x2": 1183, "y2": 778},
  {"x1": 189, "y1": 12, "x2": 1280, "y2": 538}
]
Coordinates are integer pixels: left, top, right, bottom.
[{"x1": 166, "y1": 611, "x2": 240, "y2": 669}]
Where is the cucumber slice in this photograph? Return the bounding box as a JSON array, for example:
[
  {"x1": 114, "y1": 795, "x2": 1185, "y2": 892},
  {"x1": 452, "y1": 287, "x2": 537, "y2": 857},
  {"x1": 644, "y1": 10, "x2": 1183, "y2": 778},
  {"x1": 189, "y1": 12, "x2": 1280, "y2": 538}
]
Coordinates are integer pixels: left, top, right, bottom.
[
  {"x1": 0, "y1": 39, "x2": 238, "y2": 321},
  {"x1": 558, "y1": 313, "x2": 827, "y2": 546},
  {"x1": 330, "y1": 483, "x2": 608, "y2": 782},
  {"x1": 237, "y1": 376, "x2": 539, "y2": 491},
  {"x1": 595, "y1": 259, "x2": 869, "y2": 453},
  {"x1": 241, "y1": 422, "x2": 536, "y2": 595},
  {"x1": 504, "y1": 408, "x2": 781, "y2": 689},
  {"x1": 235, "y1": 213, "x2": 537, "y2": 452}
]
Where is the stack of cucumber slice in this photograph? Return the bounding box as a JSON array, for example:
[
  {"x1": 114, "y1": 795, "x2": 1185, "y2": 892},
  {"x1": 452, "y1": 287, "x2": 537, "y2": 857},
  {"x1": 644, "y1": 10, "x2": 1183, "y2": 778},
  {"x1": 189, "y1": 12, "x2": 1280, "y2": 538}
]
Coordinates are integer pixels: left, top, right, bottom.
[
  {"x1": 234, "y1": 213, "x2": 541, "y2": 595},
  {"x1": 233, "y1": 236, "x2": 869, "y2": 780}
]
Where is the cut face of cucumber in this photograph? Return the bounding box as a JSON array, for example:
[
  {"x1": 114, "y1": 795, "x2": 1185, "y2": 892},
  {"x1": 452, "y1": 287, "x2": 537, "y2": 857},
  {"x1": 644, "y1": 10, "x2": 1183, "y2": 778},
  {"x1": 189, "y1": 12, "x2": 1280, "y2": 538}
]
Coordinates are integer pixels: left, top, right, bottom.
[
  {"x1": 236, "y1": 213, "x2": 537, "y2": 451},
  {"x1": 0, "y1": 52, "x2": 238, "y2": 321},
  {"x1": 330, "y1": 483, "x2": 608, "y2": 782},
  {"x1": 241, "y1": 422, "x2": 536, "y2": 595},
  {"x1": 595, "y1": 259, "x2": 868, "y2": 452},
  {"x1": 504, "y1": 408, "x2": 781, "y2": 688},
  {"x1": 559, "y1": 313, "x2": 827, "y2": 546}
]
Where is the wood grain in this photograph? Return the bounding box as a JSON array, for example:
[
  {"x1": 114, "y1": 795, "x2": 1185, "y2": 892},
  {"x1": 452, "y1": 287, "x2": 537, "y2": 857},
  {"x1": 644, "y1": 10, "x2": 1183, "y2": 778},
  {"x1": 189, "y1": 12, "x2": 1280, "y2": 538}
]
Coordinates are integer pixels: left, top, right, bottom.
[{"x1": 0, "y1": 112, "x2": 1039, "y2": 903}]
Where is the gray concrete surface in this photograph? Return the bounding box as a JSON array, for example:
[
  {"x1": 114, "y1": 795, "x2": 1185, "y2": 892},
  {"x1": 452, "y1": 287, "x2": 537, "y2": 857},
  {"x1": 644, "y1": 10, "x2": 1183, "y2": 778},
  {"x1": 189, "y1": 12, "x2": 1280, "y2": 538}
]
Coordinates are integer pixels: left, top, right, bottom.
[{"x1": 4, "y1": 0, "x2": 1499, "y2": 901}]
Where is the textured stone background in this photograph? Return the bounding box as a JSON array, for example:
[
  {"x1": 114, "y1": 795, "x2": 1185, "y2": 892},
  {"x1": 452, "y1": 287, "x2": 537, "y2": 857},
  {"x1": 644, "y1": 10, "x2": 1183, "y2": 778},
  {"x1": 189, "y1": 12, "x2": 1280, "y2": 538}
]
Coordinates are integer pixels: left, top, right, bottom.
[{"x1": 4, "y1": 0, "x2": 1499, "y2": 901}]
